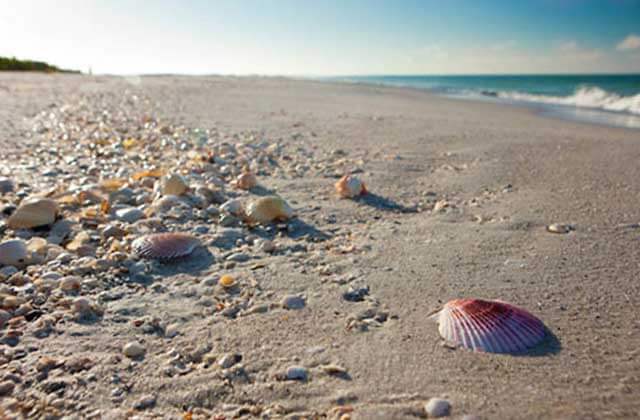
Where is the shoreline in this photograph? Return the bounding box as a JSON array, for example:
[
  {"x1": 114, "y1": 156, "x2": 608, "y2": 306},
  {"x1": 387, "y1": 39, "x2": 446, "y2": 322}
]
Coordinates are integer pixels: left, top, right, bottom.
[{"x1": 1, "y1": 73, "x2": 639, "y2": 419}]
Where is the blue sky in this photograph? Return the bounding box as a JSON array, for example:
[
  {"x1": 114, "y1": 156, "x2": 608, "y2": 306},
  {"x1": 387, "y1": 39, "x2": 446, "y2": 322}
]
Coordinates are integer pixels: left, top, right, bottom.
[{"x1": 1, "y1": 0, "x2": 639, "y2": 75}]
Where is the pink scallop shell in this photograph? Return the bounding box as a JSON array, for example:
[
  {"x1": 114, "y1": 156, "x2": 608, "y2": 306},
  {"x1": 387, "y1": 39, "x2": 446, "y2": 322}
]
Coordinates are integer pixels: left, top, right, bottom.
[
  {"x1": 132, "y1": 233, "x2": 200, "y2": 260},
  {"x1": 431, "y1": 299, "x2": 546, "y2": 353}
]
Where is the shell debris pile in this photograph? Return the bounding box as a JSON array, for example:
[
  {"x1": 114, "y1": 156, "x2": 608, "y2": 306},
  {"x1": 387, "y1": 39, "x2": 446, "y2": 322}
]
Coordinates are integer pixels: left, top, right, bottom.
[{"x1": 0, "y1": 90, "x2": 431, "y2": 418}]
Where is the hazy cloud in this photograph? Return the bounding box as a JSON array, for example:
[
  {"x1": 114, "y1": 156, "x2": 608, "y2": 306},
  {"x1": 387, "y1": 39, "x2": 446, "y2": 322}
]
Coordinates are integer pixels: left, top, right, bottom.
[
  {"x1": 616, "y1": 34, "x2": 640, "y2": 51},
  {"x1": 555, "y1": 40, "x2": 603, "y2": 61}
]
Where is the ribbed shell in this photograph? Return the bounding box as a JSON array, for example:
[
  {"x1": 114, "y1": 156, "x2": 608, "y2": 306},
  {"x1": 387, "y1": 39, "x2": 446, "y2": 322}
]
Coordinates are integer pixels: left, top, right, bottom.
[
  {"x1": 431, "y1": 299, "x2": 546, "y2": 353},
  {"x1": 132, "y1": 233, "x2": 200, "y2": 260}
]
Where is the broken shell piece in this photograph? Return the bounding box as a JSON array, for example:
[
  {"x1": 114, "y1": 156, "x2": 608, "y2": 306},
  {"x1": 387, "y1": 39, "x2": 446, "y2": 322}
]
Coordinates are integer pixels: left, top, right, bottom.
[
  {"x1": 431, "y1": 299, "x2": 546, "y2": 353},
  {"x1": 335, "y1": 175, "x2": 367, "y2": 199},
  {"x1": 132, "y1": 233, "x2": 200, "y2": 260},
  {"x1": 244, "y1": 196, "x2": 293, "y2": 225},
  {"x1": 161, "y1": 174, "x2": 188, "y2": 196},
  {"x1": 234, "y1": 171, "x2": 257, "y2": 190},
  {"x1": 7, "y1": 197, "x2": 58, "y2": 229},
  {"x1": 547, "y1": 223, "x2": 572, "y2": 234},
  {"x1": 0, "y1": 239, "x2": 29, "y2": 267}
]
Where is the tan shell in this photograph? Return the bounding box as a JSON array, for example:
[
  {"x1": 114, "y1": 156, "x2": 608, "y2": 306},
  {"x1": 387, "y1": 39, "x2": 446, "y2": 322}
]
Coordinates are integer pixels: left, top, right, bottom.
[
  {"x1": 234, "y1": 172, "x2": 257, "y2": 190},
  {"x1": 245, "y1": 196, "x2": 293, "y2": 225},
  {"x1": 161, "y1": 174, "x2": 188, "y2": 196},
  {"x1": 0, "y1": 239, "x2": 29, "y2": 267},
  {"x1": 7, "y1": 198, "x2": 58, "y2": 229},
  {"x1": 335, "y1": 175, "x2": 366, "y2": 198}
]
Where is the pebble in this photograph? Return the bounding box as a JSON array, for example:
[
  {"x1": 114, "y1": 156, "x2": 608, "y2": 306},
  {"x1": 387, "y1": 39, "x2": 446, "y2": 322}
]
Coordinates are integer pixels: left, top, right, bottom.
[
  {"x1": 285, "y1": 366, "x2": 308, "y2": 381},
  {"x1": 255, "y1": 238, "x2": 276, "y2": 253},
  {"x1": 115, "y1": 207, "x2": 145, "y2": 223},
  {"x1": 461, "y1": 415, "x2": 481, "y2": 420},
  {"x1": 226, "y1": 252, "x2": 250, "y2": 262},
  {"x1": 424, "y1": 398, "x2": 451, "y2": 418},
  {"x1": 123, "y1": 341, "x2": 146, "y2": 358},
  {"x1": 281, "y1": 295, "x2": 306, "y2": 310},
  {"x1": 0, "y1": 177, "x2": 14, "y2": 194},
  {"x1": 0, "y1": 380, "x2": 15, "y2": 396},
  {"x1": 133, "y1": 394, "x2": 156, "y2": 410},
  {"x1": 72, "y1": 297, "x2": 93, "y2": 315}
]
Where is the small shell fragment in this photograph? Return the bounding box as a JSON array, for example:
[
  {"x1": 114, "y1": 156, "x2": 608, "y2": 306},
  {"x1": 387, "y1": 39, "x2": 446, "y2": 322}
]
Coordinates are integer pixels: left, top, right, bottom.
[
  {"x1": 7, "y1": 198, "x2": 58, "y2": 229},
  {"x1": 547, "y1": 223, "x2": 572, "y2": 234},
  {"x1": 335, "y1": 175, "x2": 367, "y2": 199},
  {"x1": 132, "y1": 233, "x2": 200, "y2": 260},
  {"x1": 234, "y1": 171, "x2": 257, "y2": 190},
  {"x1": 161, "y1": 174, "x2": 188, "y2": 196},
  {"x1": 218, "y1": 274, "x2": 236, "y2": 288},
  {"x1": 431, "y1": 298, "x2": 546, "y2": 353}
]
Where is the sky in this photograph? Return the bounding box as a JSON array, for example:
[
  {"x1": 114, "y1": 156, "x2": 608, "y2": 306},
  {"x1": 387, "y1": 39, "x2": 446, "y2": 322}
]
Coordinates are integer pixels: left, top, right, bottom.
[{"x1": 1, "y1": 0, "x2": 639, "y2": 75}]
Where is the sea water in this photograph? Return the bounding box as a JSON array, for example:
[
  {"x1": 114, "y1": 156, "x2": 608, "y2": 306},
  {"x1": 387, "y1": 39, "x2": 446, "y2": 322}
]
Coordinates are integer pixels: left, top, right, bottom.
[{"x1": 330, "y1": 75, "x2": 640, "y2": 129}]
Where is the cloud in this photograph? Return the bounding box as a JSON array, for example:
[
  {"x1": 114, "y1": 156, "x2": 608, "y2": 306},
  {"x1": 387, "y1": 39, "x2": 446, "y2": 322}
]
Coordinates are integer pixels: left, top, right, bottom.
[
  {"x1": 617, "y1": 34, "x2": 640, "y2": 51},
  {"x1": 555, "y1": 40, "x2": 603, "y2": 61}
]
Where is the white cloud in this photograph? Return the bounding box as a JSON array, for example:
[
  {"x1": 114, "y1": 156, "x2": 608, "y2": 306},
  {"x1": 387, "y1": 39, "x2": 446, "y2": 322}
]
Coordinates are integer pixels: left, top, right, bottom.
[{"x1": 617, "y1": 34, "x2": 640, "y2": 51}]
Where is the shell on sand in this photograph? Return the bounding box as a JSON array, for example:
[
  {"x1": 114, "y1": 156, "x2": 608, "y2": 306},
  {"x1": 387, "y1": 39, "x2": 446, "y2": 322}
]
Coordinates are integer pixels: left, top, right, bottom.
[
  {"x1": 234, "y1": 172, "x2": 257, "y2": 190},
  {"x1": 132, "y1": 233, "x2": 200, "y2": 260},
  {"x1": 244, "y1": 196, "x2": 293, "y2": 225},
  {"x1": 335, "y1": 175, "x2": 366, "y2": 198},
  {"x1": 161, "y1": 174, "x2": 188, "y2": 196},
  {"x1": 547, "y1": 223, "x2": 572, "y2": 234},
  {"x1": 431, "y1": 299, "x2": 546, "y2": 353},
  {"x1": 0, "y1": 239, "x2": 29, "y2": 267},
  {"x1": 7, "y1": 197, "x2": 58, "y2": 229}
]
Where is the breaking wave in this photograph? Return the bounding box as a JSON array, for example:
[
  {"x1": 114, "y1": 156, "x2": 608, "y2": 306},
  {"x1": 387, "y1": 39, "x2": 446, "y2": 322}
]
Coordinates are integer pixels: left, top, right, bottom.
[{"x1": 486, "y1": 86, "x2": 640, "y2": 115}]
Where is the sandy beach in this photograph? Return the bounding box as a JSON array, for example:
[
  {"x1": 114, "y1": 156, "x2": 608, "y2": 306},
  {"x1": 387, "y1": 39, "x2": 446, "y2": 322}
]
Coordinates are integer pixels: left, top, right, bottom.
[{"x1": 1, "y1": 73, "x2": 639, "y2": 419}]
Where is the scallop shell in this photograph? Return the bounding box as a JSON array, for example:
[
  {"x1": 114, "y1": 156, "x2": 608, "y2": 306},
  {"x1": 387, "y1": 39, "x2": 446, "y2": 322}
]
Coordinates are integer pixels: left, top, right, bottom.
[
  {"x1": 131, "y1": 233, "x2": 200, "y2": 260},
  {"x1": 218, "y1": 274, "x2": 236, "y2": 288},
  {"x1": 161, "y1": 174, "x2": 188, "y2": 196},
  {"x1": 7, "y1": 198, "x2": 58, "y2": 229},
  {"x1": 335, "y1": 175, "x2": 367, "y2": 198},
  {"x1": 244, "y1": 196, "x2": 293, "y2": 225},
  {"x1": 431, "y1": 299, "x2": 546, "y2": 353},
  {"x1": 234, "y1": 172, "x2": 257, "y2": 190},
  {"x1": 0, "y1": 239, "x2": 29, "y2": 267}
]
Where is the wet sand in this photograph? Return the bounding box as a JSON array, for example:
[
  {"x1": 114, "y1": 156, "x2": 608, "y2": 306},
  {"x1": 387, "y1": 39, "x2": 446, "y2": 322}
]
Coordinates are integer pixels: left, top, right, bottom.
[{"x1": 1, "y1": 73, "x2": 639, "y2": 419}]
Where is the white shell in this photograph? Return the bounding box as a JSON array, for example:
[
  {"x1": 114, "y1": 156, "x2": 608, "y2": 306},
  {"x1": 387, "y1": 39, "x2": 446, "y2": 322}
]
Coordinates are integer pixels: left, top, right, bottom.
[
  {"x1": 132, "y1": 233, "x2": 200, "y2": 260},
  {"x1": 0, "y1": 239, "x2": 29, "y2": 267}
]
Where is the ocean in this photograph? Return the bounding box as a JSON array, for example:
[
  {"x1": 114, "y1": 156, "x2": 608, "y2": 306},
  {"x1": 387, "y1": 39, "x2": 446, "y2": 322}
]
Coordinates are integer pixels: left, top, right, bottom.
[{"x1": 329, "y1": 75, "x2": 640, "y2": 129}]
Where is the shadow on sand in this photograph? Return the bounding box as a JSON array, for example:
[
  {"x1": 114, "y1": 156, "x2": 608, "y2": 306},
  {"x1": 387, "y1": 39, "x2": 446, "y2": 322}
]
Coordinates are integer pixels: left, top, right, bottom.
[
  {"x1": 512, "y1": 327, "x2": 562, "y2": 357},
  {"x1": 354, "y1": 192, "x2": 418, "y2": 213}
]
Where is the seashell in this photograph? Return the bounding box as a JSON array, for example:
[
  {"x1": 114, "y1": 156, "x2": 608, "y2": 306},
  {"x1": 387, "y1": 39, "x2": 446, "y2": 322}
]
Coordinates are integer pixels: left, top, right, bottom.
[
  {"x1": 335, "y1": 175, "x2": 367, "y2": 198},
  {"x1": 547, "y1": 223, "x2": 572, "y2": 234},
  {"x1": 7, "y1": 197, "x2": 58, "y2": 229},
  {"x1": 132, "y1": 233, "x2": 200, "y2": 260},
  {"x1": 218, "y1": 274, "x2": 236, "y2": 288},
  {"x1": 220, "y1": 199, "x2": 244, "y2": 216},
  {"x1": 244, "y1": 196, "x2": 293, "y2": 225},
  {"x1": 0, "y1": 239, "x2": 29, "y2": 267},
  {"x1": 161, "y1": 174, "x2": 188, "y2": 196},
  {"x1": 234, "y1": 171, "x2": 257, "y2": 190},
  {"x1": 100, "y1": 179, "x2": 127, "y2": 192},
  {"x1": 430, "y1": 299, "x2": 546, "y2": 353}
]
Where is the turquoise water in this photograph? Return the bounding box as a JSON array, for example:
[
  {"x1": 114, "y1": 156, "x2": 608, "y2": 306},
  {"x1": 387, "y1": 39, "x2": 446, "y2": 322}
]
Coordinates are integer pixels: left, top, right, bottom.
[{"x1": 330, "y1": 75, "x2": 640, "y2": 128}]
